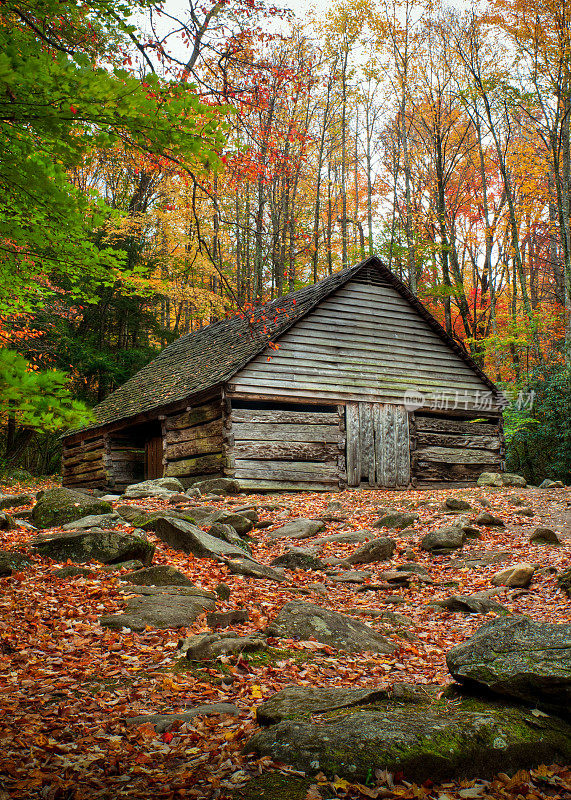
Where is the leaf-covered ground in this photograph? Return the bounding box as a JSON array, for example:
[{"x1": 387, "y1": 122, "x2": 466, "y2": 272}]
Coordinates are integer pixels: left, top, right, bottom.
[{"x1": 1, "y1": 481, "x2": 570, "y2": 800}]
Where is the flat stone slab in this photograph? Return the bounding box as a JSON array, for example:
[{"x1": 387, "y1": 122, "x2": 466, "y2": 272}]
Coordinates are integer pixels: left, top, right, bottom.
[
  {"x1": 99, "y1": 590, "x2": 215, "y2": 631},
  {"x1": 245, "y1": 690, "x2": 571, "y2": 783},
  {"x1": 120, "y1": 565, "x2": 195, "y2": 587},
  {"x1": 30, "y1": 530, "x2": 154, "y2": 566},
  {"x1": 125, "y1": 703, "x2": 239, "y2": 732},
  {"x1": 266, "y1": 601, "x2": 396, "y2": 654},
  {"x1": 447, "y1": 615, "x2": 571, "y2": 713},
  {"x1": 315, "y1": 530, "x2": 374, "y2": 544},
  {"x1": 149, "y1": 517, "x2": 256, "y2": 561},
  {"x1": 269, "y1": 519, "x2": 326, "y2": 540},
  {"x1": 0, "y1": 493, "x2": 33, "y2": 510},
  {"x1": 222, "y1": 556, "x2": 286, "y2": 582},
  {"x1": 181, "y1": 631, "x2": 267, "y2": 661},
  {"x1": 62, "y1": 514, "x2": 120, "y2": 531},
  {"x1": 431, "y1": 591, "x2": 508, "y2": 615}
]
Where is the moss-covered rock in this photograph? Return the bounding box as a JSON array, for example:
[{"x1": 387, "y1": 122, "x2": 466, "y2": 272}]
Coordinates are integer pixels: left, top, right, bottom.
[
  {"x1": 0, "y1": 493, "x2": 33, "y2": 511},
  {"x1": 31, "y1": 488, "x2": 112, "y2": 529},
  {"x1": 30, "y1": 530, "x2": 154, "y2": 566},
  {"x1": 245, "y1": 691, "x2": 571, "y2": 783},
  {"x1": 0, "y1": 549, "x2": 32, "y2": 576}
]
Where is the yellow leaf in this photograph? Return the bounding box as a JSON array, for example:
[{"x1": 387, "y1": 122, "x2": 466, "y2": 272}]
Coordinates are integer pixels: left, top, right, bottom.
[{"x1": 250, "y1": 684, "x2": 263, "y2": 699}]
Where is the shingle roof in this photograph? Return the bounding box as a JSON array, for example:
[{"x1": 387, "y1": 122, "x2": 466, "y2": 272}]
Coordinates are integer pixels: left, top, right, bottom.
[{"x1": 74, "y1": 256, "x2": 500, "y2": 435}]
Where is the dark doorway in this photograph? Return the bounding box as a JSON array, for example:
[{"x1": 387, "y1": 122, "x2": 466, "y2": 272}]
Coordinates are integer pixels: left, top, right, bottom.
[{"x1": 145, "y1": 435, "x2": 164, "y2": 479}]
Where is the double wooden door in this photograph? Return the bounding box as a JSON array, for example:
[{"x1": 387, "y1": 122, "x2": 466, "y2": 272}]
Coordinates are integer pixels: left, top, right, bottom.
[{"x1": 346, "y1": 402, "x2": 410, "y2": 487}]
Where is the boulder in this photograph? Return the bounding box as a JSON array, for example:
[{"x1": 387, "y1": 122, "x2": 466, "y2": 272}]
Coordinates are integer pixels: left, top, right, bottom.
[
  {"x1": 181, "y1": 631, "x2": 267, "y2": 661},
  {"x1": 491, "y1": 563, "x2": 535, "y2": 588},
  {"x1": 266, "y1": 601, "x2": 396, "y2": 654},
  {"x1": 100, "y1": 560, "x2": 144, "y2": 573},
  {"x1": 215, "y1": 582, "x2": 231, "y2": 600},
  {"x1": 269, "y1": 519, "x2": 326, "y2": 540},
  {"x1": 431, "y1": 591, "x2": 508, "y2": 614},
  {"x1": 420, "y1": 525, "x2": 466, "y2": 554},
  {"x1": 125, "y1": 704, "x2": 239, "y2": 733},
  {"x1": 445, "y1": 497, "x2": 472, "y2": 511},
  {"x1": 100, "y1": 588, "x2": 215, "y2": 631},
  {"x1": 446, "y1": 615, "x2": 571, "y2": 713},
  {"x1": 270, "y1": 549, "x2": 324, "y2": 571},
  {"x1": 245, "y1": 688, "x2": 571, "y2": 783},
  {"x1": 255, "y1": 686, "x2": 390, "y2": 725},
  {"x1": 208, "y1": 522, "x2": 252, "y2": 551},
  {"x1": 216, "y1": 513, "x2": 254, "y2": 536},
  {"x1": 191, "y1": 478, "x2": 240, "y2": 496},
  {"x1": 147, "y1": 516, "x2": 256, "y2": 561},
  {"x1": 372, "y1": 511, "x2": 418, "y2": 530},
  {"x1": 316, "y1": 530, "x2": 374, "y2": 544},
  {"x1": 530, "y1": 527, "x2": 561, "y2": 545},
  {"x1": 540, "y1": 479, "x2": 565, "y2": 489},
  {"x1": 475, "y1": 511, "x2": 505, "y2": 527},
  {"x1": 0, "y1": 493, "x2": 33, "y2": 510},
  {"x1": 477, "y1": 472, "x2": 502, "y2": 487},
  {"x1": 62, "y1": 513, "x2": 120, "y2": 531},
  {"x1": 123, "y1": 478, "x2": 184, "y2": 499},
  {"x1": 30, "y1": 529, "x2": 154, "y2": 566},
  {"x1": 52, "y1": 565, "x2": 93, "y2": 578},
  {"x1": 31, "y1": 488, "x2": 112, "y2": 529},
  {"x1": 120, "y1": 565, "x2": 195, "y2": 587},
  {"x1": 222, "y1": 557, "x2": 286, "y2": 583},
  {"x1": 345, "y1": 537, "x2": 397, "y2": 565},
  {"x1": 501, "y1": 474, "x2": 528, "y2": 487},
  {"x1": 329, "y1": 570, "x2": 372, "y2": 584},
  {"x1": 0, "y1": 550, "x2": 32, "y2": 576}
]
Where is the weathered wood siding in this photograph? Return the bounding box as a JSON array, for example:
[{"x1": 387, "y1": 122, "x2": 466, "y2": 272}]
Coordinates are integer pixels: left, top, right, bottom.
[
  {"x1": 230, "y1": 277, "x2": 501, "y2": 411},
  {"x1": 224, "y1": 402, "x2": 344, "y2": 491},
  {"x1": 411, "y1": 414, "x2": 503, "y2": 482},
  {"x1": 62, "y1": 433, "x2": 109, "y2": 489},
  {"x1": 163, "y1": 398, "x2": 224, "y2": 483},
  {"x1": 346, "y1": 402, "x2": 410, "y2": 488},
  {"x1": 107, "y1": 433, "x2": 144, "y2": 490}
]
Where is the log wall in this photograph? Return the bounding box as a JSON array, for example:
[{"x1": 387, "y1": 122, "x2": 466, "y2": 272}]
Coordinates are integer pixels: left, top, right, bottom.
[
  {"x1": 163, "y1": 398, "x2": 224, "y2": 485},
  {"x1": 223, "y1": 400, "x2": 344, "y2": 491},
  {"x1": 107, "y1": 433, "x2": 144, "y2": 491},
  {"x1": 62, "y1": 433, "x2": 109, "y2": 489},
  {"x1": 411, "y1": 413, "x2": 504, "y2": 482}
]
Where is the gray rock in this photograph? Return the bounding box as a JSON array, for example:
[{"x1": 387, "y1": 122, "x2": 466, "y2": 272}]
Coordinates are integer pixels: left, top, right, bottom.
[
  {"x1": 445, "y1": 498, "x2": 472, "y2": 511},
  {"x1": 492, "y1": 563, "x2": 535, "y2": 588},
  {"x1": 266, "y1": 601, "x2": 396, "y2": 654},
  {"x1": 420, "y1": 525, "x2": 466, "y2": 554},
  {"x1": 270, "y1": 549, "x2": 324, "y2": 571},
  {"x1": 540, "y1": 479, "x2": 565, "y2": 489},
  {"x1": 447, "y1": 550, "x2": 514, "y2": 568},
  {"x1": 31, "y1": 488, "x2": 112, "y2": 529},
  {"x1": 256, "y1": 686, "x2": 390, "y2": 725},
  {"x1": 207, "y1": 610, "x2": 249, "y2": 628},
  {"x1": 191, "y1": 478, "x2": 241, "y2": 495},
  {"x1": 115, "y1": 505, "x2": 147, "y2": 523},
  {"x1": 215, "y1": 582, "x2": 231, "y2": 600},
  {"x1": 530, "y1": 527, "x2": 561, "y2": 545},
  {"x1": 148, "y1": 516, "x2": 257, "y2": 561},
  {"x1": 181, "y1": 631, "x2": 267, "y2": 661},
  {"x1": 222, "y1": 557, "x2": 286, "y2": 582},
  {"x1": 120, "y1": 565, "x2": 195, "y2": 587},
  {"x1": 186, "y1": 487, "x2": 201, "y2": 498},
  {"x1": 123, "y1": 478, "x2": 184, "y2": 499},
  {"x1": 269, "y1": 519, "x2": 326, "y2": 540},
  {"x1": 345, "y1": 537, "x2": 396, "y2": 565},
  {"x1": 372, "y1": 511, "x2": 418, "y2": 530},
  {"x1": 329, "y1": 570, "x2": 372, "y2": 584},
  {"x1": 100, "y1": 560, "x2": 144, "y2": 573},
  {"x1": 30, "y1": 530, "x2": 154, "y2": 565},
  {"x1": 125, "y1": 704, "x2": 239, "y2": 732},
  {"x1": 62, "y1": 513, "x2": 120, "y2": 531},
  {"x1": 0, "y1": 513, "x2": 18, "y2": 531},
  {"x1": 245, "y1": 691, "x2": 571, "y2": 783},
  {"x1": 0, "y1": 550, "x2": 32, "y2": 576},
  {"x1": 0, "y1": 493, "x2": 33, "y2": 510},
  {"x1": 208, "y1": 522, "x2": 252, "y2": 552},
  {"x1": 52, "y1": 565, "x2": 93, "y2": 578},
  {"x1": 475, "y1": 511, "x2": 505, "y2": 527},
  {"x1": 432, "y1": 591, "x2": 508, "y2": 614},
  {"x1": 100, "y1": 589, "x2": 215, "y2": 630},
  {"x1": 477, "y1": 472, "x2": 503, "y2": 487},
  {"x1": 316, "y1": 530, "x2": 374, "y2": 544},
  {"x1": 447, "y1": 615, "x2": 571, "y2": 713},
  {"x1": 501, "y1": 474, "x2": 528, "y2": 487},
  {"x1": 99, "y1": 494, "x2": 121, "y2": 502},
  {"x1": 518, "y1": 507, "x2": 535, "y2": 517},
  {"x1": 215, "y1": 513, "x2": 254, "y2": 536},
  {"x1": 396, "y1": 562, "x2": 429, "y2": 575}
]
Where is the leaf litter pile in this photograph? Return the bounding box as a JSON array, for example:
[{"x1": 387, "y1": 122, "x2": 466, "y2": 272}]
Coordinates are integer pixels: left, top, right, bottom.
[{"x1": 1, "y1": 481, "x2": 571, "y2": 800}]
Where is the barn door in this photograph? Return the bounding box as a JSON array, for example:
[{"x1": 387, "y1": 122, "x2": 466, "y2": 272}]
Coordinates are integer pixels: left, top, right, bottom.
[
  {"x1": 346, "y1": 402, "x2": 410, "y2": 487},
  {"x1": 145, "y1": 435, "x2": 164, "y2": 479}
]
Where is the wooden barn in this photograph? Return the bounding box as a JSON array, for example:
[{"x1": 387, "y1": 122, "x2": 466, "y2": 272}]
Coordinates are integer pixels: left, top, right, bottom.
[{"x1": 61, "y1": 256, "x2": 505, "y2": 492}]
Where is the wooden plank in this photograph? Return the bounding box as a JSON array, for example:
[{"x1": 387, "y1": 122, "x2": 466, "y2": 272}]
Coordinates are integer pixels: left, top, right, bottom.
[
  {"x1": 166, "y1": 435, "x2": 224, "y2": 460},
  {"x1": 383, "y1": 405, "x2": 397, "y2": 488},
  {"x1": 415, "y1": 462, "x2": 495, "y2": 481},
  {"x1": 233, "y1": 441, "x2": 338, "y2": 462},
  {"x1": 395, "y1": 405, "x2": 411, "y2": 486},
  {"x1": 372, "y1": 403, "x2": 384, "y2": 486},
  {"x1": 231, "y1": 409, "x2": 339, "y2": 425},
  {"x1": 414, "y1": 417, "x2": 500, "y2": 435},
  {"x1": 165, "y1": 419, "x2": 223, "y2": 445},
  {"x1": 164, "y1": 453, "x2": 223, "y2": 477},
  {"x1": 164, "y1": 404, "x2": 221, "y2": 431},
  {"x1": 415, "y1": 446, "x2": 503, "y2": 465},
  {"x1": 63, "y1": 449, "x2": 105, "y2": 468},
  {"x1": 232, "y1": 422, "x2": 339, "y2": 443},
  {"x1": 63, "y1": 437, "x2": 105, "y2": 456},
  {"x1": 416, "y1": 432, "x2": 501, "y2": 450},
  {"x1": 236, "y1": 478, "x2": 339, "y2": 491},
  {"x1": 233, "y1": 460, "x2": 338, "y2": 480},
  {"x1": 345, "y1": 402, "x2": 360, "y2": 487},
  {"x1": 359, "y1": 403, "x2": 375, "y2": 484}
]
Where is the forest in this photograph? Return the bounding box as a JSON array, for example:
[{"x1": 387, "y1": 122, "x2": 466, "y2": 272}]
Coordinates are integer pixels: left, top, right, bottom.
[{"x1": 1, "y1": 0, "x2": 571, "y2": 482}]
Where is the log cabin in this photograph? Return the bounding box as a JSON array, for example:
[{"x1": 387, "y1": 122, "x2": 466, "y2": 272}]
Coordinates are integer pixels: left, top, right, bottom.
[{"x1": 61, "y1": 256, "x2": 505, "y2": 492}]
